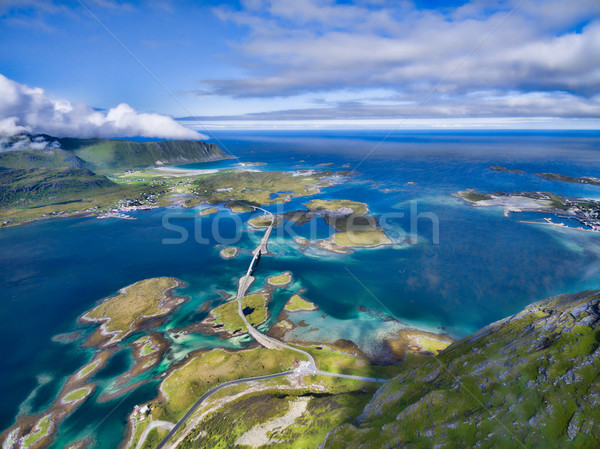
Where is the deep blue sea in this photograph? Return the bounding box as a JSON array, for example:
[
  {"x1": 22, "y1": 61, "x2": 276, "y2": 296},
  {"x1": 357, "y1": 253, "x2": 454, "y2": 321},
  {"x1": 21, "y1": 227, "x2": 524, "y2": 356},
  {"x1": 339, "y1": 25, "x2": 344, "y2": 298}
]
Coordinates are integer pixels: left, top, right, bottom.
[{"x1": 1, "y1": 130, "x2": 600, "y2": 447}]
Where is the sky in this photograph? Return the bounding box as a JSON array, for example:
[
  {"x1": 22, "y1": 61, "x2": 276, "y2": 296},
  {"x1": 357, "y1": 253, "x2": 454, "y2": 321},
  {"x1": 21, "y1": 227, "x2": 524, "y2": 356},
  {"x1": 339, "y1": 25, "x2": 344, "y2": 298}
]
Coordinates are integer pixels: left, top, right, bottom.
[{"x1": 1, "y1": 0, "x2": 600, "y2": 137}]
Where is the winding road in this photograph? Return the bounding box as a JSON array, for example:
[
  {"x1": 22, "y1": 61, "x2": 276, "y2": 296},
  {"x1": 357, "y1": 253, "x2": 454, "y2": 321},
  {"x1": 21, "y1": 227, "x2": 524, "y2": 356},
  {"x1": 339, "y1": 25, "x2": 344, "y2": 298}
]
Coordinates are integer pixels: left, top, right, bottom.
[{"x1": 154, "y1": 204, "x2": 387, "y2": 448}]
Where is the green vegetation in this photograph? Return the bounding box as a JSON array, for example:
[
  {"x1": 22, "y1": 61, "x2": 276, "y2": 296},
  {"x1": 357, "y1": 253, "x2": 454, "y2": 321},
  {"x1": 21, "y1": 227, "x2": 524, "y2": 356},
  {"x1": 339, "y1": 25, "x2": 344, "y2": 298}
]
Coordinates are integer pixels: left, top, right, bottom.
[
  {"x1": 134, "y1": 336, "x2": 160, "y2": 357},
  {"x1": 154, "y1": 348, "x2": 299, "y2": 421},
  {"x1": 331, "y1": 229, "x2": 391, "y2": 247},
  {"x1": 209, "y1": 293, "x2": 269, "y2": 334},
  {"x1": 0, "y1": 148, "x2": 85, "y2": 169},
  {"x1": 185, "y1": 170, "x2": 332, "y2": 208},
  {"x1": 82, "y1": 277, "x2": 182, "y2": 344},
  {"x1": 22, "y1": 414, "x2": 52, "y2": 449},
  {"x1": 285, "y1": 294, "x2": 317, "y2": 311},
  {"x1": 306, "y1": 199, "x2": 368, "y2": 215},
  {"x1": 176, "y1": 390, "x2": 373, "y2": 449},
  {"x1": 267, "y1": 272, "x2": 292, "y2": 286},
  {"x1": 455, "y1": 189, "x2": 494, "y2": 202},
  {"x1": 247, "y1": 215, "x2": 276, "y2": 228},
  {"x1": 322, "y1": 291, "x2": 600, "y2": 448},
  {"x1": 303, "y1": 346, "x2": 400, "y2": 379},
  {"x1": 219, "y1": 247, "x2": 239, "y2": 259},
  {"x1": 0, "y1": 167, "x2": 168, "y2": 227},
  {"x1": 57, "y1": 137, "x2": 229, "y2": 174},
  {"x1": 489, "y1": 165, "x2": 526, "y2": 174},
  {"x1": 139, "y1": 428, "x2": 169, "y2": 449},
  {"x1": 416, "y1": 336, "x2": 452, "y2": 354},
  {"x1": 75, "y1": 360, "x2": 101, "y2": 380},
  {"x1": 61, "y1": 386, "x2": 93, "y2": 404},
  {"x1": 198, "y1": 207, "x2": 219, "y2": 216},
  {"x1": 0, "y1": 135, "x2": 229, "y2": 227},
  {"x1": 536, "y1": 172, "x2": 600, "y2": 186}
]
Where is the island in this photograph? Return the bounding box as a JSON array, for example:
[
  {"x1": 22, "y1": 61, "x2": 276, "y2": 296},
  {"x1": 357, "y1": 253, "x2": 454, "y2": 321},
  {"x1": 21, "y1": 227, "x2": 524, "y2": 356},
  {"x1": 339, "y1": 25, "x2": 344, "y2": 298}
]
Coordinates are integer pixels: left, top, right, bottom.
[
  {"x1": 267, "y1": 272, "x2": 292, "y2": 287},
  {"x1": 284, "y1": 294, "x2": 318, "y2": 311},
  {"x1": 489, "y1": 165, "x2": 526, "y2": 174},
  {"x1": 536, "y1": 171, "x2": 600, "y2": 186},
  {"x1": 455, "y1": 189, "x2": 600, "y2": 231},
  {"x1": 197, "y1": 207, "x2": 219, "y2": 216},
  {"x1": 203, "y1": 292, "x2": 270, "y2": 336},
  {"x1": 80, "y1": 277, "x2": 186, "y2": 347},
  {"x1": 300, "y1": 199, "x2": 392, "y2": 253},
  {"x1": 219, "y1": 247, "x2": 239, "y2": 259}
]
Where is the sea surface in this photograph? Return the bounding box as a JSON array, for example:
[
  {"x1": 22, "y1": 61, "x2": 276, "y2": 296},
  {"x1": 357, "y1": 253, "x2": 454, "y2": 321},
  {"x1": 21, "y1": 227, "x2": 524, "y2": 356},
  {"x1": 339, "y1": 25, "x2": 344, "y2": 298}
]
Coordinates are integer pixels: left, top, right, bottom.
[{"x1": 1, "y1": 130, "x2": 600, "y2": 447}]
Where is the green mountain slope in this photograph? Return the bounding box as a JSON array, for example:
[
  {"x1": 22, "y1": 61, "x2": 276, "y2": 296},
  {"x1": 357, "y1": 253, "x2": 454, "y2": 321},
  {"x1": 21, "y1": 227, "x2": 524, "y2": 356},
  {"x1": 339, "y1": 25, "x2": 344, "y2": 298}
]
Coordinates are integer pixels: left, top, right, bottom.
[
  {"x1": 0, "y1": 168, "x2": 119, "y2": 207},
  {"x1": 322, "y1": 291, "x2": 600, "y2": 449},
  {"x1": 0, "y1": 148, "x2": 86, "y2": 169},
  {"x1": 0, "y1": 135, "x2": 230, "y2": 173},
  {"x1": 56, "y1": 137, "x2": 230, "y2": 173}
]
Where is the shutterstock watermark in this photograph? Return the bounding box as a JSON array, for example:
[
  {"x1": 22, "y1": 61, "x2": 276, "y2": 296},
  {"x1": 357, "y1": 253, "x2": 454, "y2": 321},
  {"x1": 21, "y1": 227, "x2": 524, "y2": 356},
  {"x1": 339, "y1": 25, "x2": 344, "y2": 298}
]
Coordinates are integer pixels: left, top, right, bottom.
[{"x1": 161, "y1": 200, "x2": 440, "y2": 246}]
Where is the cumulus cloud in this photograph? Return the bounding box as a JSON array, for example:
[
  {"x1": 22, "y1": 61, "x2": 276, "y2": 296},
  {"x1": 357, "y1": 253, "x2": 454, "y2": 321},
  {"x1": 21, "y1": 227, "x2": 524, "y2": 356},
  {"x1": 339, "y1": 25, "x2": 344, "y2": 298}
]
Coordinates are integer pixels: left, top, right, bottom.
[
  {"x1": 202, "y1": 0, "x2": 600, "y2": 121},
  {"x1": 0, "y1": 74, "x2": 207, "y2": 140}
]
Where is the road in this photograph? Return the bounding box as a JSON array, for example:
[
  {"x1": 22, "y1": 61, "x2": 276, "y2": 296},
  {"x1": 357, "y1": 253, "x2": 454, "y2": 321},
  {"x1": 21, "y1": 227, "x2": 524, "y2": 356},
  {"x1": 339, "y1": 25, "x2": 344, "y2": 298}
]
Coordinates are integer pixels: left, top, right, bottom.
[
  {"x1": 154, "y1": 204, "x2": 387, "y2": 448},
  {"x1": 135, "y1": 421, "x2": 174, "y2": 449},
  {"x1": 155, "y1": 372, "x2": 293, "y2": 449}
]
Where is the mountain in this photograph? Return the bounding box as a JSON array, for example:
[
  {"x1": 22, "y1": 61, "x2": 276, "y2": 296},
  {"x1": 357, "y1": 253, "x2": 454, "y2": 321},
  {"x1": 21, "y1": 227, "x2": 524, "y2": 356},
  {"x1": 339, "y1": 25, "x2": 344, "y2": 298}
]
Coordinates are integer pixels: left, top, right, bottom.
[
  {"x1": 322, "y1": 290, "x2": 600, "y2": 448},
  {"x1": 0, "y1": 148, "x2": 86, "y2": 170},
  {"x1": 55, "y1": 136, "x2": 230, "y2": 173},
  {"x1": 0, "y1": 168, "x2": 119, "y2": 207},
  {"x1": 0, "y1": 135, "x2": 230, "y2": 173}
]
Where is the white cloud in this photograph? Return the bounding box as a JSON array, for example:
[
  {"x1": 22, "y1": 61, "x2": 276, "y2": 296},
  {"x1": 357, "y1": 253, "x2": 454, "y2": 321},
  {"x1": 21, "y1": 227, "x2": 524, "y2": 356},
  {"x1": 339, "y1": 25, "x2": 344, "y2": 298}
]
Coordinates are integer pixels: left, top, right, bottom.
[
  {"x1": 206, "y1": 0, "x2": 600, "y2": 121},
  {"x1": 0, "y1": 74, "x2": 207, "y2": 140}
]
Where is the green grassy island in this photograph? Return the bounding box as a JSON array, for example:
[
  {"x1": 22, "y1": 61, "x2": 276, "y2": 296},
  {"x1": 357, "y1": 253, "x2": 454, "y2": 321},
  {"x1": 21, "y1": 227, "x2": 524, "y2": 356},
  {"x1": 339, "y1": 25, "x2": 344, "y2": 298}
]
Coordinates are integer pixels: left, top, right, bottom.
[
  {"x1": 219, "y1": 247, "x2": 239, "y2": 259},
  {"x1": 60, "y1": 387, "x2": 93, "y2": 405},
  {"x1": 284, "y1": 294, "x2": 317, "y2": 311},
  {"x1": 267, "y1": 272, "x2": 292, "y2": 287},
  {"x1": 80, "y1": 277, "x2": 185, "y2": 346},
  {"x1": 206, "y1": 292, "x2": 270, "y2": 335},
  {"x1": 198, "y1": 207, "x2": 219, "y2": 216}
]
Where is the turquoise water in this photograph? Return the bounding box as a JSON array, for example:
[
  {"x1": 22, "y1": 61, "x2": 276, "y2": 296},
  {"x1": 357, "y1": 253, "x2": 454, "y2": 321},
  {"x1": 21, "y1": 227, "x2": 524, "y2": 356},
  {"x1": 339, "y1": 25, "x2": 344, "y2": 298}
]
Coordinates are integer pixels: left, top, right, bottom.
[{"x1": 1, "y1": 130, "x2": 600, "y2": 447}]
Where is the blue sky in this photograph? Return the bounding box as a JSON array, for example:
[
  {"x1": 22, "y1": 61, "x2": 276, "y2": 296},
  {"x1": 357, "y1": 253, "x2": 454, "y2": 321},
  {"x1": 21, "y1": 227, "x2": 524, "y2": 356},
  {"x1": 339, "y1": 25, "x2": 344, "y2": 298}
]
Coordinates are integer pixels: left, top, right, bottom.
[{"x1": 1, "y1": 0, "x2": 600, "y2": 136}]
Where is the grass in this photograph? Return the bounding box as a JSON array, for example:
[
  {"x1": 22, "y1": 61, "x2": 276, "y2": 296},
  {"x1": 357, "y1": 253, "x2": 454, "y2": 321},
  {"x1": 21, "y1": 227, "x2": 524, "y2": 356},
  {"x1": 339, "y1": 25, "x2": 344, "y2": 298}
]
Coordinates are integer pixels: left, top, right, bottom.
[
  {"x1": 285, "y1": 294, "x2": 317, "y2": 311},
  {"x1": 75, "y1": 360, "x2": 101, "y2": 380},
  {"x1": 210, "y1": 293, "x2": 269, "y2": 334},
  {"x1": 456, "y1": 189, "x2": 494, "y2": 202},
  {"x1": 155, "y1": 348, "x2": 299, "y2": 421},
  {"x1": 267, "y1": 272, "x2": 292, "y2": 286},
  {"x1": 198, "y1": 207, "x2": 219, "y2": 216},
  {"x1": 0, "y1": 167, "x2": 169, "y2": 227},
  {"x1": 134, "y1": 336, "x2": 160, "y2": 356},
  {"x1": 82, "y1": 277, "x2": 181, "y2": 343},
  {"x1": 22, "y1": 414, "x2": 52, "y2": 449},
  {"x1": 302, "y1": 346, "x2": 401, "y2": 379},
  {"x1": 417, "y1": 336, "x2": 452, "y2": 354},
  {"x1": 305, "y1": 199, "x2": 368, "y2": 215},
  {"x1": 331, "y1": 229, "x2": 391, "y2": 247},
  {"x1": 247, "y1": 215, "x2": 275, "y2": 228},
  {"x1": 177, "y1": 390, "x2": 374, "y2": 449},
  {"x1": 219, "y1": 247, "x2": 238, "y2": 259},
  {"x1": 184, "y1": 170, "x2": 331, "y2": 208},
  {"x1": 61, "y1": 386, "x2": 92, "y2": 404}
]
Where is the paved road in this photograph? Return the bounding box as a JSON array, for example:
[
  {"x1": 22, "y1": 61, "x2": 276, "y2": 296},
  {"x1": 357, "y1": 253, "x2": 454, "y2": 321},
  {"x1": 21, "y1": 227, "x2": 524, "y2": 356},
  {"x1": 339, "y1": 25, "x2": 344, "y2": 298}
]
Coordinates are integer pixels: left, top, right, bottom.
[
  {"x1": 155, "y1": 372, "x2": 293, "y2": 449},
  {"x1": 135, "y1": 421, "x2": 174, "y2": 449}
]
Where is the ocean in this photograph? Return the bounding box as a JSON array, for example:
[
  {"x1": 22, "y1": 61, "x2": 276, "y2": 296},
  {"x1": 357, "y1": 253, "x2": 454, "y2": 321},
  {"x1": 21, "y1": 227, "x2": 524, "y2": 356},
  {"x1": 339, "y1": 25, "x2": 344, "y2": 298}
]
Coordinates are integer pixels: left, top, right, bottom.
[{"x1": 1, "y1": 130, "x2": 600, "y2": 447}]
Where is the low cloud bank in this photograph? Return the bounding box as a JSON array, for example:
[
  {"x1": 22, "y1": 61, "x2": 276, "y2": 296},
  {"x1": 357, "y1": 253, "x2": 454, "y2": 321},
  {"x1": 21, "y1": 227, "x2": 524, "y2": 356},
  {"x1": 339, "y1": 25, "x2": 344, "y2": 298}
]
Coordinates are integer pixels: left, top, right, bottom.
[{"x1": 0, "y1": 74, "x2": 207, "y2": 140}]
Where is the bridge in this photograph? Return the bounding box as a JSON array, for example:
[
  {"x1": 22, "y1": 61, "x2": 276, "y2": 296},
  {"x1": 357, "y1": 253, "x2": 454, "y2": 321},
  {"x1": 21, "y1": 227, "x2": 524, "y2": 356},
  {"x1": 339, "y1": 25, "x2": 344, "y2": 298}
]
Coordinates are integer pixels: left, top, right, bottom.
[{"x1": 155, "y1": 204, "x2": 387, "y2": 449}]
